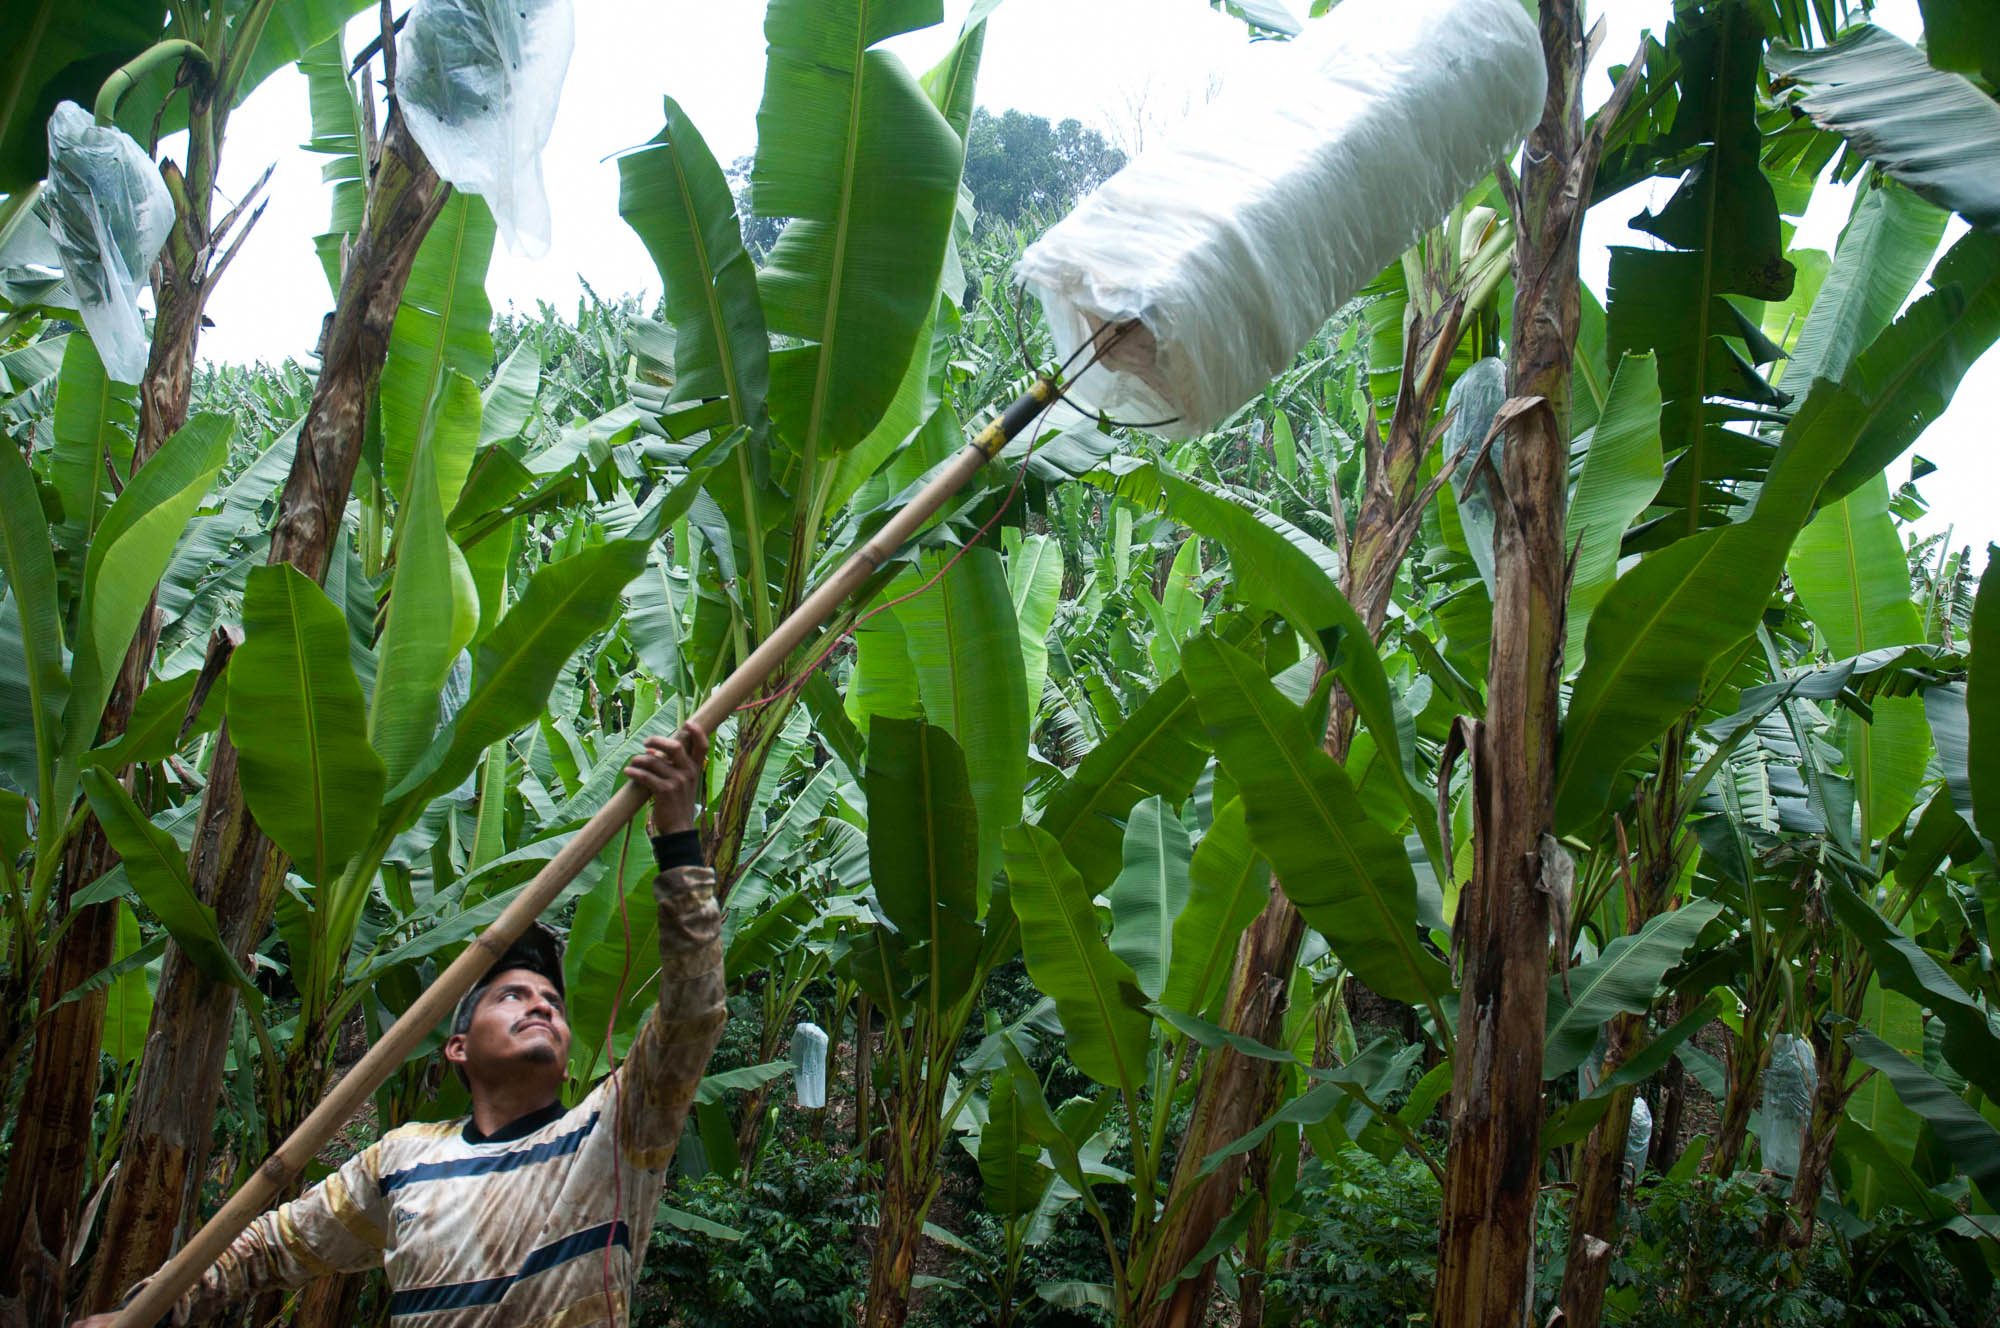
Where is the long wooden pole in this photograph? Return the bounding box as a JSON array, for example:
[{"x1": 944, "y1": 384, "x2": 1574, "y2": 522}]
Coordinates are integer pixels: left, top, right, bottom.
[{"x1": 113, "y1": 375, "x2": 1063, "y2": 1327}]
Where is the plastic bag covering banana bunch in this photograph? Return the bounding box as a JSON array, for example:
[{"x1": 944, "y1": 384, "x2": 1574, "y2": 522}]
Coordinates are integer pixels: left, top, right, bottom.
[
  {"x1": 1623, "y1": 1095, "x2": 1653, "y2": 1179},
  {"x1": 1756, "y1": 1033, "x2": 1816, "y2": 1178},
  {"x1": 790, "y1": 1022, "x2": 828, "y2": 1109},
  {"x1": 397, "y1": 0, "x2": 574, "y2": 256},
  {"x1": 1015, "y1": 0, "x2": 1544, "y2": 438},
  {"x1": 43, "y1": 102, "x2": 174, "y2": 384}
]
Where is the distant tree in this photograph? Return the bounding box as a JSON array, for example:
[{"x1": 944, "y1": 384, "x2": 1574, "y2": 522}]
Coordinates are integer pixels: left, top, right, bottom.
[
  {"x1": 961, "y1": 108, "x2": 1126, "y2": 227},
  {"x1": 726, "y1": 153, "x2": 787, "y2": 262}
]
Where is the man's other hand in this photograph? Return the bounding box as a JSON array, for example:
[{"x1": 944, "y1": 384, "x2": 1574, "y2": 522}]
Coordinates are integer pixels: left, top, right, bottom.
[
  {"x1": 625, "y1": 724, "x2": 709, "y2": 835},
  {"x1": 72, "y1": 1315, "x2": 120, "y2": 1327}
]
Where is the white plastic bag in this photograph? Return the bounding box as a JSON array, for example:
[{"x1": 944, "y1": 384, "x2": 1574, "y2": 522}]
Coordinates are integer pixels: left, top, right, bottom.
[
  {"x1": 1756, "y1": 1034, "x2": 1816, "y2": 1178},
  {"x1": 398, "y1": 0, "x2": 574, "y2": 257},
  {"x1": 1624, "y1": 1095, "x2": 1654, "y2": 1181},
  {"x1": 790, "y1": 1021, "x2": 828, "y2": 1109},
  {"x1": 1016, "y1": 0, "x2": 1544, "y2": 438},
  {"x1": 43, "y1": 102, "x2": 173, "y2": 384}
]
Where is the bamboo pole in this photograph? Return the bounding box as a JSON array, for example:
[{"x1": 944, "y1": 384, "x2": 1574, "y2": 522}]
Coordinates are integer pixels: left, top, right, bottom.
[{"x1": 112, "y1": 374, "x2": 1063, "y2": 1327}]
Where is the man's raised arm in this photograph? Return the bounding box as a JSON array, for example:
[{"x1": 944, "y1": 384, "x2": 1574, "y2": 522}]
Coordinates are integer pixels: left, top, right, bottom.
[{"x1": 615, "y1": 726, "x2": 729, "y2": 1167}]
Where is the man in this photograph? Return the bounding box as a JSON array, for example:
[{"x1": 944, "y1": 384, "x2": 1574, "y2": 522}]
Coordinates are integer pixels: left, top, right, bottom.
[{"x1": 77, "y1": 727, "x2": 722, "y2": 1327}]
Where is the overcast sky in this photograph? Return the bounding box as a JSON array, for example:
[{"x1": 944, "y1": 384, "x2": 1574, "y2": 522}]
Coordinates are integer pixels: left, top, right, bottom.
[{"x1": 189, "y1": 0, "x2": 1995, "y2": 563}]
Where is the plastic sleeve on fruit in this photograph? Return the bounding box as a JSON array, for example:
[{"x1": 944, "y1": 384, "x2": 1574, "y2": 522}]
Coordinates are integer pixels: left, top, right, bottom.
[
  {"x1": 1015, "y1": 0, "x2": 1544, "y2": 438},
  {"x1": 42, "y1": 102, "x2": 173, "y2": 384},
  {"x1": 397, "y1": 0, "x2": 574, "y2": 257},
  {"x1": 791, "y1": 1021, "x2": 829, "y2": 1110}
]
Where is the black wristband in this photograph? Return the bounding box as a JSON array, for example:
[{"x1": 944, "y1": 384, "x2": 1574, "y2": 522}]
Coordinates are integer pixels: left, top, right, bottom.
[{"x1": 651, "y1": 829, "x2": 703, "y2": 871}]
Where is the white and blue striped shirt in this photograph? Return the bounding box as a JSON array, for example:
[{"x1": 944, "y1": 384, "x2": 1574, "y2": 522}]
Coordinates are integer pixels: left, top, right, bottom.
[{"x1": 141, "y1": 864, "x2": 725, "y2": 1327}]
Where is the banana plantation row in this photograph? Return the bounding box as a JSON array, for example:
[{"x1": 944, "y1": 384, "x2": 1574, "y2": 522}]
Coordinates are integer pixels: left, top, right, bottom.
[{"x1": 2, "y1": 0, "x2": 1999, "y2": 1325}]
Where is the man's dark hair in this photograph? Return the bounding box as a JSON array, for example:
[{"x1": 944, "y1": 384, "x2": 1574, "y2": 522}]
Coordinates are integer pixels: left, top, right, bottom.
[{"x1": 448, "y1": 924, "x2": 566, "y2": 1084}]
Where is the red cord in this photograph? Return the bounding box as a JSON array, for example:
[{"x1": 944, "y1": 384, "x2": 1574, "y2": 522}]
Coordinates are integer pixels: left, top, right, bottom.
[
  {"x1": 732, "y1": 417, "x2": 1053, "y2": 717},
  {"x1": 602, "y1": 820, "x2": 636, "y2": 1319}
]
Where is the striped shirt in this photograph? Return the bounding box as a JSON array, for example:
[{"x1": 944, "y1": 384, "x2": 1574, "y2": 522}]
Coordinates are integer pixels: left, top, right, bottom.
[{"x1": 143, "y1": 864, "x2": 726, "y2": 1327}]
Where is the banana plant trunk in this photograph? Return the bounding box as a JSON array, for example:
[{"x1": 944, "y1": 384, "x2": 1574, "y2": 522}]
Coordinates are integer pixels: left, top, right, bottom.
[
  {"x1": 1768, "y1": 1012, "x2": 1856, "y2": 1253},
  {"x1": 0, "y1": 113, "x2": 226, "y2": 1328},
  {"x1": 1134, "y1": 288, "x2": 1467, "y2": 1328},
  {"x1": 1557, "y1": 1010, "x2": 1641, "y2": 1327},
  {"x1": 1561, "y1": 756, "x2": 1690, "y2": 1321},
  {"x1": 80, "y1": 111, "x2": 449, "y2": 1312},
  {"x1": 862, "y1": 1098, "x2": 943, "y2": 1328},
  {"x1": 1709, "y1": 989, "x2": 1777, "y2": 1178},
  {"x1": 1434, "y1": 0, "x2": 1583, "y2": 1321}
]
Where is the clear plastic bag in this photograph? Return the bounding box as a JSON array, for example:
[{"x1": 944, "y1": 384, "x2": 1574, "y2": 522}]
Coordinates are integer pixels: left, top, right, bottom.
[
  {"x1": 791, "y1": 1021, "x2": 828, "y2": 1109},
  {"x1": 1624, "y1": 1095, "x2": 1654, "y2": 1181},
  {"x1": 398, "y1": 0, "x2": 574, "y2": 257},
  {"x1": 1756, "y1": 1034, "x2": 1817, "y2": 1178},
  {"x1": 43, "y1": 102, "x2": 173, "y2": 384},
  {"x1": 1016, "y1": 0, "x2": 1543, "y2": 438}
]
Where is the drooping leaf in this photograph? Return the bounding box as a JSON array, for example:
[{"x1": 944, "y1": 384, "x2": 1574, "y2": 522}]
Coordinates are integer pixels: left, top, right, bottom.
[
  {"x1": 229, "y1": 564, "x2": 385, "y2": 886},
  {"x1": 1104, "y1": 795, "x2": 1192, "y2": 1000},
  {"x1": 1813, "y1": 230, "x2": 2000, "y2": 504},
  {"x1": 1827, "y1": 877, "x2": 2000, "y2": 1103},
  {"x1": 1199, "y1": 1038, "x2": 1424, "y2": 1174},
  {"x1": 562, "y1": 822, "x2": 663, "y2": 1077},
  {"x1": 479, "y1": 343, "x2": 541, "y2": 446},
  {"x1": 623, "y1": 552, "x2": 687, "y2": 692},
  {"x1": 868, "y1": 718, "x2": 983, "y2": 1006},
  {"x1": 1005, "y1": 823, "x2": 1151, "y2": 1100},
  {"x1": 754, "y1": 0, "x2": 965, "y2": 457},
  {"x1": 1849, "y1": 979, "x2": 1926, "y2": 1218},
  {"x1": 1543, "y1": 901, "x2": 1723, "y2": 1078},
  {"x1": 157, "y1": 423, "x2": 299, "y2": 625},
  {"x1": 81, "y1": 768, "x2": 257, "y2": 999},
  {"x1": 1847, "y1": 1026, "x2": 2000, "y2": 1207},
  {"x1": 1783, "y1": 185, "x2": 1949, "y2": 393},
  {"x1": 1769, "y1": 27, "x2": 2000, "y2": 233},
  {"x1": 847, "y1": 601, "x2": 923, "y2": 734},
  {"x1": 1185, "y1": 635, "x2": 1450, "y2": 1006},
  {"x1": 1089, "y1": 459, "x2": 1429, "y2": 837},
  {"x1": 84, "y1": 666, "x2": 225, "y2": 772},
  {"x1": 1564, "y1": 353, "x2": 1664, "y2": 675}
]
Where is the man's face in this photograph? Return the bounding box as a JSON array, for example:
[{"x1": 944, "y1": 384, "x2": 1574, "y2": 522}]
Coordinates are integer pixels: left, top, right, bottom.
[{"x1": 445, "y1": 969, "x2": 571, "y2": 1088}]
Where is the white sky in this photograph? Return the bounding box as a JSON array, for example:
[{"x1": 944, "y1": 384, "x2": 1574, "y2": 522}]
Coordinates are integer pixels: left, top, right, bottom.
[{"x1": 190, "y1": 0, "x2": 1995, "y2": 562}]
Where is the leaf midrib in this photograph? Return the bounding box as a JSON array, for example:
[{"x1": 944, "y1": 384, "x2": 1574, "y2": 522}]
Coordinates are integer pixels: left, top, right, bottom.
[{"x1": 802, "y1": 0, "x2": 872, "y2": 467}]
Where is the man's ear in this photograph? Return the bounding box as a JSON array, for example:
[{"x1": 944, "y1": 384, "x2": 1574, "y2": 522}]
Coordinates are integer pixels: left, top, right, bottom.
[{"x1": 444, "y1": 1032, "x2": 467, "y2": 1069}]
